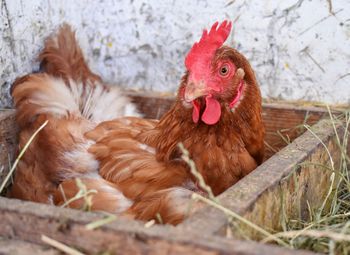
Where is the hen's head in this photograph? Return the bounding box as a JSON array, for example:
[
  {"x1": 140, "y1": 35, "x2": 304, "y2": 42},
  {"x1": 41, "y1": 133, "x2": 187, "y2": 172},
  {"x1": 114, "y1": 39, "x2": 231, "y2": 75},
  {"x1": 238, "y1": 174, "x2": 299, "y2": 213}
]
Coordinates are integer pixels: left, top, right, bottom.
[{"x1": 181, "y1": 20, "x2": 253, "y2": 125}]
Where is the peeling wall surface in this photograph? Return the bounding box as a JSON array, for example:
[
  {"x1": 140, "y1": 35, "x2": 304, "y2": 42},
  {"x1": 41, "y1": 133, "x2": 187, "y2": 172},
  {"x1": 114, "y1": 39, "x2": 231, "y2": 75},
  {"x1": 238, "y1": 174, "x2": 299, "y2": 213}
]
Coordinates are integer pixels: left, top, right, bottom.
[{"x1": 0, "y1": 0, "x2": 349, "y2": 107}]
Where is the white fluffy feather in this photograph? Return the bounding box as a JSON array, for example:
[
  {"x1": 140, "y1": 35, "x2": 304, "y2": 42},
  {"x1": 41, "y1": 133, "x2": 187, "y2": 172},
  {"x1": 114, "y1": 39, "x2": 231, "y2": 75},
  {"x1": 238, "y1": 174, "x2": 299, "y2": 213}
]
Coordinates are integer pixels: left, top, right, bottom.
[{"x1": 32, "y1": 76, "x2": 140, "y2": 123}]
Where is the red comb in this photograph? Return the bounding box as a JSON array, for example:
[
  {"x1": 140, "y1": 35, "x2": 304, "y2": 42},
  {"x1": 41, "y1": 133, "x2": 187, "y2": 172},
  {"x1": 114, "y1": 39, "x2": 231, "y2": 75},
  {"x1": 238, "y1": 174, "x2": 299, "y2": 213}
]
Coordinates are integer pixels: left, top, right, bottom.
[{"x1": 185, "y1": 20, "x2": 232, "y2": 71}]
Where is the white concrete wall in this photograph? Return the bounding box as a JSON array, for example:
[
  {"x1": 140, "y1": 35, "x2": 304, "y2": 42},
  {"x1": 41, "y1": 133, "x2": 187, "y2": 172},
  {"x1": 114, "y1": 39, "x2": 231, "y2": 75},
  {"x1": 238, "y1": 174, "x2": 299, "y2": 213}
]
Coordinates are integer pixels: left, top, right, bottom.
[{"x1": 1, "y1": 0, "x2": 349, "y2": 107}]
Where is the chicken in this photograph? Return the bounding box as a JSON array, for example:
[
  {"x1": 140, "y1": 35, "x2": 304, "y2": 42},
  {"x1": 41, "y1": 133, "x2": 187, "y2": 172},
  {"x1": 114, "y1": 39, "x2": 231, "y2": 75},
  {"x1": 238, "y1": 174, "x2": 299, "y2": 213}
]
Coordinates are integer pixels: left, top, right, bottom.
[{"x1": 10, "y1": 21, "x2": 265, "y2": 225}]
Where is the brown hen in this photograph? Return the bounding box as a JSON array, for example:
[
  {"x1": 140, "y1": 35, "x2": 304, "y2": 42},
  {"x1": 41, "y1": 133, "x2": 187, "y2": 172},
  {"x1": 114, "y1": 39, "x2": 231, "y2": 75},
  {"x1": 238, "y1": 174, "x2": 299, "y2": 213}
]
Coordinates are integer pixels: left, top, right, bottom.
[{"x1": 10, "y1": 21, "x2": 264, "y2": 225}]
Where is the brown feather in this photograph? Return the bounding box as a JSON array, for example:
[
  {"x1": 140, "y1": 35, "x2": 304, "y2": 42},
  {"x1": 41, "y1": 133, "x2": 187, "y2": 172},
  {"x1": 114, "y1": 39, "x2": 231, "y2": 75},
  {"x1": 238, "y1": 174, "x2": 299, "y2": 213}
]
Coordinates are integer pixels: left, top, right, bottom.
[
  {"x1": 54, "y1": 178, "x2": 132, "y2": 214},
  {"x1": 39, "y1": 23, "x2": 101, "y2": 84},
  {"x1": 126, "y1": 187, "x2": 194, "y2": 225}
]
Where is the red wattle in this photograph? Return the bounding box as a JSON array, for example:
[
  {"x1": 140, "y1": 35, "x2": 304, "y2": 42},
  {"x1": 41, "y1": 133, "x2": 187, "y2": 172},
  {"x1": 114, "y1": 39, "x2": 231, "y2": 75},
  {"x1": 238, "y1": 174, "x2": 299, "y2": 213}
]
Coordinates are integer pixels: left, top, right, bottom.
[
  {"x1": 202, "y1": 95, "x2": 221, "y2": 125},
  {"x1": 192, "y1": 100, "x2": 200, "y2": 123}
]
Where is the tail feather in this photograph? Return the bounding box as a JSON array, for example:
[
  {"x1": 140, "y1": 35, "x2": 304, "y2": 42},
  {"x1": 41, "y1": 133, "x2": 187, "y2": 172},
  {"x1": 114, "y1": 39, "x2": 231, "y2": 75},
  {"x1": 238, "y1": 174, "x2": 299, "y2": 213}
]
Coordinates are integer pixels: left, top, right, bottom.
[
  {"x1": 12, "y1": 23, "x2": 139, "y2": 127},
  {"x1": 39, "y1": 23, "x2": 101, "y2": 84}
]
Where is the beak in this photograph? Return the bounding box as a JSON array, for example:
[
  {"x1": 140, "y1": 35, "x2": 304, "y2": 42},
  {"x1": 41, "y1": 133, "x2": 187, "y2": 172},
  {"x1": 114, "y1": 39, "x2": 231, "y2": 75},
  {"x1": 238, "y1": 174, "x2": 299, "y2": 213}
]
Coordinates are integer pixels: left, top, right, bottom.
[{"x1": 184, "y1": 81, "x2": 208, "y2": 102}]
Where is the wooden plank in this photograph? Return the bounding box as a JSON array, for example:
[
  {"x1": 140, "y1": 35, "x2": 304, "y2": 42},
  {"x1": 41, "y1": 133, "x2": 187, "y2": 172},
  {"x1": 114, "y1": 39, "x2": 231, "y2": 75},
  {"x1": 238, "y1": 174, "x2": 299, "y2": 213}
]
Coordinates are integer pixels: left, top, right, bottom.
[
  {"x1": 0, "y1": 197, "x2": 317, "y2": 255},
  {"x1": 261, "y1": 105, "x2": 325, "y2": 158},
  {"x1": 128, "y1": 91, "x2": 176, "y2": 120},
  {"x1": 0, "y1": 238, "x2": 60, "y2": 255},
  {"x1": 180, "y1": 119, "x2": 342, "y2": 238},
  {"x1": 0, "y1": 109, "x2": 18, "y2": 193}
]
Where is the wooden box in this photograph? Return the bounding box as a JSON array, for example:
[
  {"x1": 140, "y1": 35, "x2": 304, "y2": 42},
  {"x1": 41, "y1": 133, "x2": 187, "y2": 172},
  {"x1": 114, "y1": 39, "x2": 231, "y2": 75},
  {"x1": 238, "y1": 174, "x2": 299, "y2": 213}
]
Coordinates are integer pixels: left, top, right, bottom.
[{"x1": 0, "y1": 92, "x2": 341, "y2": 255}]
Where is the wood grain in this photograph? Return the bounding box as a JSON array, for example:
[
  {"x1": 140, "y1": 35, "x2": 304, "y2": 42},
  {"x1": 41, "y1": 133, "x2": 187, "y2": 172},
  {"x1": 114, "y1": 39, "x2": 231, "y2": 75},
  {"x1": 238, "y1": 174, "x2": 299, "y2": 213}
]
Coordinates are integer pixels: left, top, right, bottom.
[
  {"x1": 0, "y1": 238, "x2": 60, "y2": 255},
  {"x1": 0, "y1": 197, "x2": 317, "y2": 255},
  {"x1": 0, "y1": 110, "x2": 18, "y2": 193}
]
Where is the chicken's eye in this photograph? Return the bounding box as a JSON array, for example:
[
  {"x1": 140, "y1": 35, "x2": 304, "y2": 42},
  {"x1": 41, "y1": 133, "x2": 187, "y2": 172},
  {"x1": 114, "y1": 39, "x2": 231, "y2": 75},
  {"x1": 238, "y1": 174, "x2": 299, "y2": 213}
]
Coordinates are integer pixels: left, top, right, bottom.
[{"x1": 219, "y1": 65, "x2": 229, "y2": 77}]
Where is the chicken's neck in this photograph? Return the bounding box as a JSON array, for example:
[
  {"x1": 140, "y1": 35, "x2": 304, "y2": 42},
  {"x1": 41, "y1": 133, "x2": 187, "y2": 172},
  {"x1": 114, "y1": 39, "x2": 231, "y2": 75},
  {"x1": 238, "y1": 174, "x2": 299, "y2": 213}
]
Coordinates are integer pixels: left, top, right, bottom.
[{"x1": 152, "y1": 81, "x2": 262, "y2": 163}]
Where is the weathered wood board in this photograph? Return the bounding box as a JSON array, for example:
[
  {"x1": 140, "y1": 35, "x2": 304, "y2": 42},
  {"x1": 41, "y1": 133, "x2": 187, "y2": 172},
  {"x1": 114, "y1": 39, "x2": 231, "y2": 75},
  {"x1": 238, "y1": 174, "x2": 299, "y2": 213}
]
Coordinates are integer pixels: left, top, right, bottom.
[
  {"x1": 0, "y1": 110, "x2": 18, "y2": 193},
  {"x1": 0, "y1": 238, "x2": 60, "y2": 255},
  {"x1": 0, "y1": 91, "x2": 341, "y2": 255},
  {"x1": 0, "y1": 198, "x2": 317, "y2": 255}
]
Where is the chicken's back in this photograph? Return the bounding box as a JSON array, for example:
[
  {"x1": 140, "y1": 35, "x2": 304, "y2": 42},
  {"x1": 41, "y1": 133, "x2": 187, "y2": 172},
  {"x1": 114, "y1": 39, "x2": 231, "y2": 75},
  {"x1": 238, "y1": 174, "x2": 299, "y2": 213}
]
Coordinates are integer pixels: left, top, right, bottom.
[{"x1": 52, "y1": 117, "x2": 197, "y2": 224}]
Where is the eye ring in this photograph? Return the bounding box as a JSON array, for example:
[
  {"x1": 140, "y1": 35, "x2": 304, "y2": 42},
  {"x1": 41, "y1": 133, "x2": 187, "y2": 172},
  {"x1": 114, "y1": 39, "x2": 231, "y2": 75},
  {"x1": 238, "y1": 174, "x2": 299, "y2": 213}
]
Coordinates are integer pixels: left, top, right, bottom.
[{"x1": 219, "y1": 64, "x2": 230, "y2": 77}]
